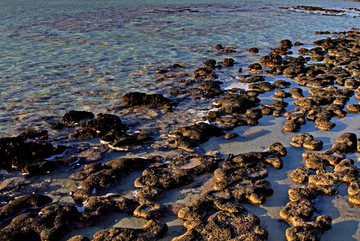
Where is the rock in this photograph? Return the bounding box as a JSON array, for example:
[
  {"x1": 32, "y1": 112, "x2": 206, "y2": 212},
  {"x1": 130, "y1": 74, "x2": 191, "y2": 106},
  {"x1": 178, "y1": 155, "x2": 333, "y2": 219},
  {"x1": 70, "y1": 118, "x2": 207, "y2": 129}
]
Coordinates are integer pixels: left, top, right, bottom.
[
  {"x1": 230, "y1": 180, "x2": 274, "y2": 205},
  {"x1": 288, "y1": 186, "x2": 318, "y2": 202},
  {"x1": 174, "y1": 192, "x2": 267, "y2": 241},
  {"x1": 0, "y1": 134, "x2": 65, "y2": 174},
  {"x1": 346, "y1": 104, "x2": 360, "y2": 113},
  {"x1": 260, "y1": 53, "x2": 283, "y2": 67},
  {"x1": 279, "y1": 199, "x2": 317, "y2": 226},
  {"x1": 171, "y1": 122, "x2": 223, "y2": 150},
  {"x1": 289, "y1": 88, "x2": 304, "y2": 99},
  {"x1": 212, "y1": 93, "x2": 260, "y2": 114},
  {"x1": 62, "y1": 110, "x2": 94, "y2": 125},
  {"x1": 308, "y1": 171, "x2": 339, "y2": 196},
  {"x1": 50, "y1": 122, "x2": 65, "y2": 130},
  {"x1": 280, "y1": 39, "x2": 293, "y2": 48},
  {"x1": 0, "y1": 204, "x2": 79, "y2": 241},
  {"x1": 121, "y1": 92, "x2": 177, "y2": 108},
  {"x1": 303, "y1": 152, "x2": 343, "y2": 170},
  {"x1": 213, "y1": 143, "x2": 286, "y2": 190},
  {"x1": 285, "y1": 216, "x2": 332, "y2": 241},
  {"x1": 348, "y1": 180, "x2": 360, "y2": 205},
  {"x1": 248, "y1": 47, "x2": 259, "y2": 53},
  {"x1": 225, "y1": 133, "x2": 238, "y2": 139},
  {"x1": 76, "y1": 157, "x2": 158, "y2": 197},
  {"x1": 274, "y1": 80, "x2": 291, "y2": 89},
  {"x1": 334, "y1": 159, "x2": 360, "y2": 184},
  {"x1": 135, "y1": 154, "x2": 223, "y2": 189},
  {"x1": 134, "y1": 202, "x2": 163, "y2": 219},
  {"x1": 175, "y1": 211, "x2": 268, "y2": 241},
  {"x1": 215, "y1": 44, "x2": 223, "y2": 50},
  {"x1": 0, "y1": 194, "x2": 52, "y2": 221},
  {"x1": 194, "y1": 67, "x2": 217, "y2": 80},
  {"x1": 249, "y1": 82, "x2": 274, "y2": 93},
  {"x1": 327, "y1": 132, "x2": 357, "y2": 154},
  {"x1": 248, "y1": 63, "x2": 262, "y2": 71},
  {"x1": 290, "y1": 167, "x2": 310, "y2": 184},
  {"x1": 315, "y1": 117, "x2": 335, "y2": 131},
  {"x1": 82, "y1": 195, "x2": 138, "y2": 220},
  {"x1": 223, "y1": 58, "x2": 235, "y2": 67},
  {"x1": 67, "y1": 236, "x2": 90, "y2": 241},
  {"x1": 283, "y1": 120, "x2": 302, "y2": 133},
  {"x1": 92, "y1": 219, "x2": 167, "y2": 241},
  {"x1": 290, "y1": 133, "x2": 323, "y2": 151},
  {"x1": 204, "y1": 59, "x2": 216, "y2": 70},
  {"x1": 76, "y1": 113, "x2": 127, "y2": 139}
]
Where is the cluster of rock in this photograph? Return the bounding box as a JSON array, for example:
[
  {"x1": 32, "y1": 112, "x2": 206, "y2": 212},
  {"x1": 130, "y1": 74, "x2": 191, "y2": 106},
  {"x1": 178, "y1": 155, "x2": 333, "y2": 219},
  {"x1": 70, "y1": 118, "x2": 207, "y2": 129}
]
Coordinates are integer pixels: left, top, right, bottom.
[
  {"x1": 283, "y1": 133, "x2": 360, "y2": 240},
  {"x1": 0, "y1": 130, "x2": 66, "y2": 176}
]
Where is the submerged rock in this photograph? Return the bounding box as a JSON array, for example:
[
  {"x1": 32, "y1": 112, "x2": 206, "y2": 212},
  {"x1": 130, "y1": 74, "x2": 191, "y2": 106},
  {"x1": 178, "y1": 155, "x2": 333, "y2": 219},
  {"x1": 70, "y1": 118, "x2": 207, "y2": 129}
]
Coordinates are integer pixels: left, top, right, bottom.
[{"x1": 121, "y1": 92, "x2": 177, "y2": 108}]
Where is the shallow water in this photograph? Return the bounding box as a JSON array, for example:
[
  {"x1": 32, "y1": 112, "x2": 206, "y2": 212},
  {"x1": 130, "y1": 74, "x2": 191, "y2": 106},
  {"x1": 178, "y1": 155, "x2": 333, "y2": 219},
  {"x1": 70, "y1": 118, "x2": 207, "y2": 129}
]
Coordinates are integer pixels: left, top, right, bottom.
[{"x1": 1, "y1": 0, "x2": 360, "y2": 240}]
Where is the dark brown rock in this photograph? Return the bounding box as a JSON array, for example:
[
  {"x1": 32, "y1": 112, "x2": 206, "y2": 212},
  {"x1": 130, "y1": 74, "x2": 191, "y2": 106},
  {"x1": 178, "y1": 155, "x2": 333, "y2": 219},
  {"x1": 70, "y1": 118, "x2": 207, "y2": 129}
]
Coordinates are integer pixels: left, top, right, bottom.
[
  {"x1": 223, "y1": 58, "x2": 235, "y2": 67},
  {"x1": 63, "y1": 110, "x2": 94, "y2": 125},
  {"x1": 121, "y1": 92, "x2": 177, "y2": 108},
  {"x1": 248, "y1": 47, "x2": 259, "y2": 53},
  {"x1": 0, "y1": 134, "x2": 65, "y2": 174}
]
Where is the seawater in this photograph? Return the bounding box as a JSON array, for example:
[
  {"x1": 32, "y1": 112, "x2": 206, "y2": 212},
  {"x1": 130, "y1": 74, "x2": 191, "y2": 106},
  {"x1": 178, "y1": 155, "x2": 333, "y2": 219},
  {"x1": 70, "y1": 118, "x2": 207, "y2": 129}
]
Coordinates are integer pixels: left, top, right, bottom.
[{"x1": 0, "y1": 0, "x2": 359, "y2": 137}]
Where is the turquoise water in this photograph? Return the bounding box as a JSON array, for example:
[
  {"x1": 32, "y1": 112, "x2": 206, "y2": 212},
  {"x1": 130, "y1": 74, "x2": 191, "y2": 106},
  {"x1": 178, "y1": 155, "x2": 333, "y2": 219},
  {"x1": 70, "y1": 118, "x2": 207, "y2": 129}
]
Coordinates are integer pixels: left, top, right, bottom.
[{"x1": 0, "y1": 0, "x2": 359, "y2": 136}]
